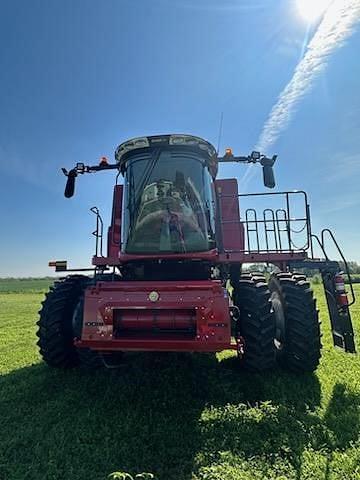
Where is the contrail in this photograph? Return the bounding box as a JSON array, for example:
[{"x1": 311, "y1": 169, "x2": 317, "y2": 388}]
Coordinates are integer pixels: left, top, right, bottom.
[{"x1": 242, "y1": 0, "x2": 360, "y2": 183}]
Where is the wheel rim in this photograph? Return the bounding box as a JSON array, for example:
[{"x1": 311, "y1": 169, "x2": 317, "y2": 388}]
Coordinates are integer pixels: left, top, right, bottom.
[{"x1": 270, "y1": 291, "x2": 285, "y2": 350}]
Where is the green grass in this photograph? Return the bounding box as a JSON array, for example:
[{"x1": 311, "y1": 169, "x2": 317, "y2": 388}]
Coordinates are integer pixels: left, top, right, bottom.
[
  {"x1": 1, "y1": 281, "x2": 359, "y2": 480},
  {"x1": 0, "y1": 277, "x2": 54, "y2": 293}
]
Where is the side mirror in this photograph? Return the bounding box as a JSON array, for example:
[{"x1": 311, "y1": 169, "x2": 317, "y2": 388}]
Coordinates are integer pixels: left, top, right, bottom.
[
  {"x1": 262, "y1": 165, "x2": 275, "y2": 189},
  {"x1": 260, "y1": 155, "x2": 277, "y2": 189},
  {"x1": 63, "y1": 169, "x2": 77, "y2": 198}
]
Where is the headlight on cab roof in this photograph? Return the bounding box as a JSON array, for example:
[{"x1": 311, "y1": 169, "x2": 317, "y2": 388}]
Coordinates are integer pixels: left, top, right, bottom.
[
  {"x1": 115, "y1": 134, "x2": 217, "y2": 163},
  {"x1": 169, "y1": 134, "x2": 216, "y2": 156},
  {"x1": 115, "y1": 136, "x2": 150, "y2": 161}
]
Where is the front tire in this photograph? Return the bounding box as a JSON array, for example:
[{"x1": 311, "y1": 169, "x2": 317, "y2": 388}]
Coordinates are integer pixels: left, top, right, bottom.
[
  {"x1": 268, "y1": 272, "x2": 322, "y2": 372},
  {"x1": 72, "y1": 297, "x2": 106, "y2": 369},
  {"x1": 36, "y1": 275, "x2": 89, "y2": 368},
  {"x1": 232, "y1": 273, "x2": 276, "y2": 372}
]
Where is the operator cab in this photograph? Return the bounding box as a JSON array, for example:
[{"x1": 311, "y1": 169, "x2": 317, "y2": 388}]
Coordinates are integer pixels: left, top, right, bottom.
[{"x1": 115, "y1": 135, "x2": 218, "y2": 254}]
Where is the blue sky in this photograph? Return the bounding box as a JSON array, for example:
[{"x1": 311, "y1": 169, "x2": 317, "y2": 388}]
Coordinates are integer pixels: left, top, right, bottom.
[{"x1": 0, "y1": 0, "x2": 359, "y2": 276}]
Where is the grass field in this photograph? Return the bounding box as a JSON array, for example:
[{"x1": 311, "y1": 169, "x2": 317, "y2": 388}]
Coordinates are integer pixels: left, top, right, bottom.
[
  {"x1": 0, "y1": 277, "x2": 54, "y2": 293},
  {"x1": 0, "y1": 279, "x2": 359, "y2": 480}
]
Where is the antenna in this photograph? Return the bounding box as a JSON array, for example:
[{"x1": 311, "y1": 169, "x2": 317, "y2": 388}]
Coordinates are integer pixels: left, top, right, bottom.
[{"x1": 216, "y1": 112, "x2": 224, "y2": 155}]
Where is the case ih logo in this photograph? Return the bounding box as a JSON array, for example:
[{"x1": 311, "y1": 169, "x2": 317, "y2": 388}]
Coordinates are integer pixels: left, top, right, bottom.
[{"x1": 148, "y1": 291, "x2": 160, "y2": 302}]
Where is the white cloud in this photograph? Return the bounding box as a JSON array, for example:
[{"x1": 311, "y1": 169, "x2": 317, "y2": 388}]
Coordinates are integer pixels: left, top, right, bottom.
[
  {"x1": 258, "y1": 0, "x2": 360, "y2": 152},
  {"x1": 242, "y1": 0, "x2": 360, "y2": 184}
]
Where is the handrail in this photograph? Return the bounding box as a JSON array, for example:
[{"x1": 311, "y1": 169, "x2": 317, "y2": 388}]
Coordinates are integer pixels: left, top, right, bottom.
[
  {"x1": 90, "y1": 206, "x2": 104, "y2": 257},
  {"x1": 310, "y1": 233, "x2": 328, "y2": 260},
  {"x1": 311, "y1": 230, "x2": 355, "y2": 306},
  {"x1": 321, "y1": 229, "x2": 356, "y2": 306}
]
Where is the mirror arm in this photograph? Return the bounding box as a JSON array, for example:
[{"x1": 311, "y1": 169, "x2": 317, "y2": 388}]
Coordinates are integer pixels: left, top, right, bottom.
[
  {"x1": 218, "y1": 152, "x2": 277, "y2": 189},
  {"x1": 61, "y1": 162, "x2": 119, "y2": 198},
  {"x1": 218, "y1": 153, "x2": 277, "y2": 165},
  {"x1": 218, "y1": 154, "x2": 254, "y2": 163}
]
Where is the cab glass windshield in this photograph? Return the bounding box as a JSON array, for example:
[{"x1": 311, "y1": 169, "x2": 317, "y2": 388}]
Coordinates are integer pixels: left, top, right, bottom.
[{"x1": 122, "y1": 148, "x2": 216, "y2": 254}]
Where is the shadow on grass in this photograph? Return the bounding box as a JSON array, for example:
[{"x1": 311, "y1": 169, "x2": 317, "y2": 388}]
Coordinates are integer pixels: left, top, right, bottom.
[{"x1": 0, "y1": 353, "x2": 358, "y2": 480}]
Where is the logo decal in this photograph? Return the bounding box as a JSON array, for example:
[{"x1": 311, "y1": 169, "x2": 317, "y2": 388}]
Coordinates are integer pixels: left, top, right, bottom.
[{"x1": 148, "y1": 291, "x2": 160, "y2": 302}]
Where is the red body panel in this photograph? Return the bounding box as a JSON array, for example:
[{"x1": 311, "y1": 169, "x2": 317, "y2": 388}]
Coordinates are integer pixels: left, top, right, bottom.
[
  {"x1": 76, "y1": 280, "x2": 234, "y2": 352},
  {"x1": 215, "y1": 179, "x2": 244, "y2": 252}
]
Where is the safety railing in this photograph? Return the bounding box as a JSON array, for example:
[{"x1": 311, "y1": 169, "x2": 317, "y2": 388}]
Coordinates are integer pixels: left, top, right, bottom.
[
  {"x1": 218, "y1": 190, "x2": 311, "y2": 254},
  {"x1": 311, "y1": 229, "x2": 356, "y2": 306},
  {"x1": 90, "y1": 206, "x2": 104, "y2": 257}
]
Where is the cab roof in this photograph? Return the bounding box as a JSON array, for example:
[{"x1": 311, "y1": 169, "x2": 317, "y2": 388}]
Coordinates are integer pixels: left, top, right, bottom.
[{"x1": 115, "y1": 134, "x2": 218, "y2": 177}]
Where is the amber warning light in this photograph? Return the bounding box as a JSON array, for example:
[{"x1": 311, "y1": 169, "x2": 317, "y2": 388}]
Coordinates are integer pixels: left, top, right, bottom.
[{"x1": 99, "y1": 156, "x2": 109, "y2": 166}]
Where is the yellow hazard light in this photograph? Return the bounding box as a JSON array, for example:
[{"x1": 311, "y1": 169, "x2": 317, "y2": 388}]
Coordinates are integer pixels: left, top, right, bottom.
[{"x1": 225, "y1": 148, "x2": 233, "y2": 156}]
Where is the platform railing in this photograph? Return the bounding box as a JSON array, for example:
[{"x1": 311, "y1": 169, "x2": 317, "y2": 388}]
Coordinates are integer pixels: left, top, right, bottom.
[
  {"x1": 90, "y1": 206, "x2": 104, "y2": 257},
  {"x1": 218, "y1": 190, "x2": 311, "y2": 254},
  {"x1": 311, "y1": 229, "x2": 356, "y2": 306}
]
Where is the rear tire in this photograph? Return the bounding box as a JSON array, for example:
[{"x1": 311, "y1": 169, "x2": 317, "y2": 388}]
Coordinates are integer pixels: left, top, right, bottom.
[
  {"x1": 268, "y1": 272, "x2": 322, "y2": 372},
  {"x1": 232, "y1": 273, "x2": 276, "y2": 372},
  {"x1": 36, "y1": 275, "x2": 89, "y2": 368}
]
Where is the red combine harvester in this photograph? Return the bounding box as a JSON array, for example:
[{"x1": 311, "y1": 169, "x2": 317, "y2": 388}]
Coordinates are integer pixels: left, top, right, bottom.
[{"x1": 37, "y1": 134, "x2": 356, "y2": 371}]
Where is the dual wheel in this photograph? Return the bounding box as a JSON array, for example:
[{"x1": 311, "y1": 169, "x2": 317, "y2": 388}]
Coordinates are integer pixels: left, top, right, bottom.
[
  {"x1": 232, "y1": 272, "x2": 322, "y2": 372},
  {"x1": 36, "y1": 275, "x2": 122, "y2": 369}
]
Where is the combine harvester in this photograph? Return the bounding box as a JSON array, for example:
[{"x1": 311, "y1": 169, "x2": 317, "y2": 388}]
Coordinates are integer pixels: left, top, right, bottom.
[{"x1": 37, "y1": 134, "x2": 356, "y2": 371}]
